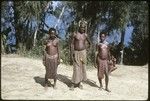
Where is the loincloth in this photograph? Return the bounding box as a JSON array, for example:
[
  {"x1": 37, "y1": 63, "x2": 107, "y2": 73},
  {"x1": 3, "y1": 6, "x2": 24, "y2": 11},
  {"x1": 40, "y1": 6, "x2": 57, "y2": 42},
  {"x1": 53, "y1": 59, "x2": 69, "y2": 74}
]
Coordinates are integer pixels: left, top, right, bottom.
[
  {"x1": 45, "y1": 53, "x2": 58, "y2": 59},
  {"x1": 74, "y1": 49, "x2": 87, "y2": 64}
]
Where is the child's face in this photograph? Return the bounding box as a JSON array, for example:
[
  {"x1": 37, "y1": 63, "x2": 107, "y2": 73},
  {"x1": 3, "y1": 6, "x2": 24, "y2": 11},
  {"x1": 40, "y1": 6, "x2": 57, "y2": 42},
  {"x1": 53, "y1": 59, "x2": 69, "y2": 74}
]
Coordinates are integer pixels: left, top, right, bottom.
[
  {"x1": 100, "y1": 34, "x2": 106, "y2": 42},
  {"x1": 79, "y1": 26, "x2": 85, "y2": 33},
  {"x1": 49, "y1": 30, "x2": 56, "y2": 38}
]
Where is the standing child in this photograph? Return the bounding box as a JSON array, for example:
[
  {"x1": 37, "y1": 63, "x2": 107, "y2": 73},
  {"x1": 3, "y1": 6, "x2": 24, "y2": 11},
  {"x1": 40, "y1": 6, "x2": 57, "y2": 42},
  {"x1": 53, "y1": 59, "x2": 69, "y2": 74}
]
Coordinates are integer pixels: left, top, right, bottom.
[
  {"x1": 70, "y1": 19, "x2": 91, "y2": 90},
  {"x1": 108, "y1": 55, "x2": 117, "y2": 74},
  {"x1": 95, "y1": 32, "x2": 111, "y2": 92},
  {"x1": 43, "y1": 28, "x2": 60, "y2": 89}
]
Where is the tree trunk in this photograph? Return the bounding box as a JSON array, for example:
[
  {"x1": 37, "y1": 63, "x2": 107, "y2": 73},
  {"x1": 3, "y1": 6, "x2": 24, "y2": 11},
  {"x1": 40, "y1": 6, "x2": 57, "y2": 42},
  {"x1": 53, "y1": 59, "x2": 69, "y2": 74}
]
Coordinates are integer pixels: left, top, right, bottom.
[
  {"x1": 13, "y1": 1, "x2": 19, "y2": 49},
  {"x1": 120, "y1": 29, "x2": 125, "y2": 46},
  {"x1": 54, "y1": 6, "x2": 66, "y2": 29},
  {"x1": 33, "y1": 28, "x2": 38, "y2": 47},
  {"x1": 120, "y1": 29, "x2": 125, "y2": 65}
]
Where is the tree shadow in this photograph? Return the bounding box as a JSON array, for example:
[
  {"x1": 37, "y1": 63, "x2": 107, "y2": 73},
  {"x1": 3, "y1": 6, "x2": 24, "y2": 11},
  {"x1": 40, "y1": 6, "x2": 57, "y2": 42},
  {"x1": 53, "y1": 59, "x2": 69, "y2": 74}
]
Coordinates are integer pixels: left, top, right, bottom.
[
  {"x1": 83, "y1": 79, "x2": 99, "y2": 88},
  {"x1": 57, "y1": 74, "x2": 72, "y2": 87}
]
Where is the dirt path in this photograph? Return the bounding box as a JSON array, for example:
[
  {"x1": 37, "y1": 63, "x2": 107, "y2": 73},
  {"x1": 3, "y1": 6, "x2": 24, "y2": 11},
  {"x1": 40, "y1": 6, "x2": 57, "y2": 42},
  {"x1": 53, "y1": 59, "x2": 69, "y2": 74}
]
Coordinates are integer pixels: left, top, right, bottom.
[{"x1": 1, "y1": 54, "x2": 148, "y2": 100}]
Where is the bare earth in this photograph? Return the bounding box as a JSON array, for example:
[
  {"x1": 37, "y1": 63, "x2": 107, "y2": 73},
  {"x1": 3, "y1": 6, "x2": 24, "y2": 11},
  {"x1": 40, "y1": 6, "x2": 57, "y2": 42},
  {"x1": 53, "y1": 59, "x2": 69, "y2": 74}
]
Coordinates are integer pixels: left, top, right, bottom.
[{"x1": 1, "y1": 54, "x2": 148, "y2": 100}]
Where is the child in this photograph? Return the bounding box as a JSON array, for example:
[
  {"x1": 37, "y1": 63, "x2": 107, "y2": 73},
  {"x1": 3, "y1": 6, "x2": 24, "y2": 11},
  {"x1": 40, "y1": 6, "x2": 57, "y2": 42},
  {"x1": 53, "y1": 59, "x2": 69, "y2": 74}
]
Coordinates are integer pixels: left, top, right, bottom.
[
  {"x1": 108, "y1": 55, "x2": 117, "y2": 74},
  {"x1": 43, "y1": 28, "x2": 60, "y2": 89},
  {"x1": 95, "y1": 32, "x2": 111, "y2": 92},
  {"x1": 70, "y1": 21, "x2": 91, "y2": 90}
]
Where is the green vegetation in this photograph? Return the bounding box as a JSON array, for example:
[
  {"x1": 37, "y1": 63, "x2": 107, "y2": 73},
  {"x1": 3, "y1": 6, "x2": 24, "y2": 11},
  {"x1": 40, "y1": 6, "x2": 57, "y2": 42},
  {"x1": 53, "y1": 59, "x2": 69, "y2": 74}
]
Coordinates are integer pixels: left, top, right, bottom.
[{"x1": 1, "y1": 1, "x2": 148, "y2": 65}]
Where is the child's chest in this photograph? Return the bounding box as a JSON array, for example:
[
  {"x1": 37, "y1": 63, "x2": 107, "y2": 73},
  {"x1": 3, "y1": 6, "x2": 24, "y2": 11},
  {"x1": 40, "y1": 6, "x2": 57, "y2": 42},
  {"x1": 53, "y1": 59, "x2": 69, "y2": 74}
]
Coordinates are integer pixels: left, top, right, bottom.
[
  {"x1": 98, "y1": 43, "x2": 108, "y2": 50},
  {"x1": 46, "y1": 39, "x2": 57, "y2": 47},
  {"x1": 75, "y1": 33, "x2": 86, "y2": 40}
]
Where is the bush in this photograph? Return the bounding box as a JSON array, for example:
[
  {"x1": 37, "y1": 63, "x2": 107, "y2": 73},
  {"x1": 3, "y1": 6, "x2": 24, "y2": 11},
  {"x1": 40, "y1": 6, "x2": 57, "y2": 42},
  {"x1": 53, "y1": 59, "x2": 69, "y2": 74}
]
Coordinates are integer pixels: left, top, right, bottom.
[{"x1": 17, "y1": 41, "x2": 43, "y2": 59}]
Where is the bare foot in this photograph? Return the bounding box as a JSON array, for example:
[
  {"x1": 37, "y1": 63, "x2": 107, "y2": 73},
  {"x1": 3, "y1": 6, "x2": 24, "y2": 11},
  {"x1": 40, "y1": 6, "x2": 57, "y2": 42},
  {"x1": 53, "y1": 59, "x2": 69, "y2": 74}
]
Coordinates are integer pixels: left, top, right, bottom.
[
  {"x1": 53, "y1": 86, "x2": 57, "y2": 89},
  {"x1": 98, "y1": 86, "x2": 103, "y2": 90},
  {"x1": 69, "y1": 85, "x2": 74, "y2": 91},
  {"x1": 79, "y1": 84, "x2": 83, "y2": 89},
  {"x1": 44, "y1": 84, "x2": 48, "y2": 91},
  {"x1": 53, "y1": 84, "x2": 57, "y2": 89},
  {"x1": 105, "y1": 88, "x2": 111, "y2": 92}
]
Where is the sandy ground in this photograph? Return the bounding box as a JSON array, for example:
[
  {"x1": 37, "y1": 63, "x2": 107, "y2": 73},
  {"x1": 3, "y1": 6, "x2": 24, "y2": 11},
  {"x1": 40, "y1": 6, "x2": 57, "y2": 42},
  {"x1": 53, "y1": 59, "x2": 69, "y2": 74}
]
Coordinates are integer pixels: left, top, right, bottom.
[{"x1": 1, "y1": 54, "x2": 148, "y2": 100}]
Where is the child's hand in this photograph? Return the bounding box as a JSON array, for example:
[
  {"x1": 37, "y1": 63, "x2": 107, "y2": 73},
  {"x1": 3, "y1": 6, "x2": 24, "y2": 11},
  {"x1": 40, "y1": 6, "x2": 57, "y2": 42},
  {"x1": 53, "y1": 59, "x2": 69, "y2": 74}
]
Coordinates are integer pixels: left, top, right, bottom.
[
  {"x1": 43, "y1": 61, "x2": 46, "y2": 66},
  {"x1": 108, "y1": 60, "x2": 113, "y2": 65},
  {"x1": 94, "y1": 63, "x2": 97, "y2": 68},
  {"x1": 58, "y1": 59, "x2": 60, "y2": 65}
]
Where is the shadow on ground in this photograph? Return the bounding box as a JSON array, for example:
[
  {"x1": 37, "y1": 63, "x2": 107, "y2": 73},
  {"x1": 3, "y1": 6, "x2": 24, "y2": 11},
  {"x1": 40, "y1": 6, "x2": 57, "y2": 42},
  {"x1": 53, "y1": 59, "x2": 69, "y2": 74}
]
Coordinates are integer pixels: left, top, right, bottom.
[
  {"x1": 34, "y1": 76, "x2": 45, "y2": 87},
  {"x1": 57, "y1": 74, "x2": 72, "y2": 87},
  {"x1": 34, "y1": 74, "x2": 72, "y2": 87},
  {"x1": 34, "y1": 74, "x2": 99, "y2": 88},
  {"x1": 83, "y1": 79, "x2": 99, "y2": 88}
]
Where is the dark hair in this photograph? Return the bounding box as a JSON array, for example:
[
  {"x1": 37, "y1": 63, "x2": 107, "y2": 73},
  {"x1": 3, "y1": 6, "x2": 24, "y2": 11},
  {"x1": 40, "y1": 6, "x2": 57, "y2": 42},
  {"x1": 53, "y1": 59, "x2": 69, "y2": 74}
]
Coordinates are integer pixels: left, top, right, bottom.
[
  {"x1": 48, "y1": 28, "x2": 56, "y2": 34},
  {"x1": 100, "y1": 31, "x2": 107, "y2": 36}
]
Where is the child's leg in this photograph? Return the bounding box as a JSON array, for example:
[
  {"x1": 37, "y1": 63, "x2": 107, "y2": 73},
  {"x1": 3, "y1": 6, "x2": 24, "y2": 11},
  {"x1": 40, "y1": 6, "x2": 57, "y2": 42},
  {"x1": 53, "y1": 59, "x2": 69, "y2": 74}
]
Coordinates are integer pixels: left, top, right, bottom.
[
  {"x1": 78, "y1": 82, "x2": 83, "y2": 89},
  {"x1": 98, "y1": 77, "x2": 103, "y2": 87},
  {"x1": 53, "y1": 78, "x2": 57, "y2": 89},
  {"x1": 45, "y1": 75, "x2": 48, "y2": 87},
  {"x1": 70, "y1": 83, "x2": 75, "y2": 91},
  {"x1": 98, "y1": 77, "x2": 103, "y2": 90},
  {"x1": 44, "y1": 75, "x2": 48, "y2": 90},
  {"x1": 105, "y1": 67, "x2": 111, "y2": 92}
]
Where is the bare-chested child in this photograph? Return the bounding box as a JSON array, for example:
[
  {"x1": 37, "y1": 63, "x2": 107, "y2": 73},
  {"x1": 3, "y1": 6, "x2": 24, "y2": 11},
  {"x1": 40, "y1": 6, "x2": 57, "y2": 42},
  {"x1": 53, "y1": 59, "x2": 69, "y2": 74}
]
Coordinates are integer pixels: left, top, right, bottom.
[
  {"x1": 95, "y1": 32, "x2": 111, "y2": 92},
  {"x1": 108, "y1": 54, "x2": 117, "y2": 73},
  {"x1": 43, "y1": 28, "x2": 60, "y2": 90},
  {"x1": 70, "y1": 20, "x2": 91, "y2": 90}
]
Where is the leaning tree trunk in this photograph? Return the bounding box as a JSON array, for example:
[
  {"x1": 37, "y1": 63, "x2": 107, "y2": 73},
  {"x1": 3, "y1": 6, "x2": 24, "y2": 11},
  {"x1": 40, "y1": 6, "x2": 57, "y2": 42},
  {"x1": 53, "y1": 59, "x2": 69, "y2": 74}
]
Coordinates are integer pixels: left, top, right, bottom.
[
  {"x1": 120, "y1": 29, "x2": 125, "y2": 65},
  {"x1": 33, "y1": 28, "x2": 38, "y2": 47},
  {"x1": 13, "y1": 1, "x2": 20, "y2": 49},
  {"x1": 54, "y1": 6, "x2": 66, "y2": 29}
]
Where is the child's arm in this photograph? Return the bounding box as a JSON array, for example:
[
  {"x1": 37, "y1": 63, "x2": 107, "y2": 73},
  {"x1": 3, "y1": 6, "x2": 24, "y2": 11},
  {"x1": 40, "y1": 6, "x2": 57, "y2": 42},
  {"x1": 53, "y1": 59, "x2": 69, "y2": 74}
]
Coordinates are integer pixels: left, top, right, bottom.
[
  {"x1": 85, "y1": 33, "x2": 91, "y2": 49},
  {"x1": 71, "y1": 33, "x2": 75, "y2": 62},
  {"x1": 42, "y1": 41, "x2": 47, "y2": 66},
  {"x1": 108, "y1": 44, "x2": 111, "y2": 61},
  {"x1": 57, "y1": 38, "x2": 60, "y2": 65},
  {"x1": 94, "y1": 44, "x2": 98, "y2": 68}
]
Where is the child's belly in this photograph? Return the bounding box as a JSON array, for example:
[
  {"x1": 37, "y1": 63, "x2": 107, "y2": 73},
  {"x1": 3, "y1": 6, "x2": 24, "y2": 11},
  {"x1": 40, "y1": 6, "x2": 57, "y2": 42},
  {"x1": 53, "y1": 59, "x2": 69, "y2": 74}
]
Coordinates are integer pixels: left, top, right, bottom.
[{"x1": 98, "y1": 51, "x2": 108, "y2": 60}]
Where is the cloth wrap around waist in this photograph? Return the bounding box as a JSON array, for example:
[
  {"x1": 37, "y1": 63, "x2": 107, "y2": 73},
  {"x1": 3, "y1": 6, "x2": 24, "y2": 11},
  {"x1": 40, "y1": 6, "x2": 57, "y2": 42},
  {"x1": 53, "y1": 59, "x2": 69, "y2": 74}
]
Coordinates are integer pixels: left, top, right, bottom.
[
  {"x1": 96, "y1": 56, "x2": 109, "y2": 79},
  {"x1": 72, "y1": 49, "x2": 87, "y2": 84},
  {"x1": 43, "y1": 52, "x2": 58, "y2": 79}
]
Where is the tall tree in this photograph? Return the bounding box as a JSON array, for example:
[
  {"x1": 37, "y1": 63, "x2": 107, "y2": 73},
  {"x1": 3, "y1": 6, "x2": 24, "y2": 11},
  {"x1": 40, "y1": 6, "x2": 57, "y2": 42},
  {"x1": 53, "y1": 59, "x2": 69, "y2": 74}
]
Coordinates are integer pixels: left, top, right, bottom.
[
  {"x1": 13, "y1": 1, "x2": 50, "y2": 49},
  {"x1": 124, "y1": 1, "x2": 149, "y2": 65},
  {"x1": 64, "y1": 1, "x2": 132, "y2": 64}
]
